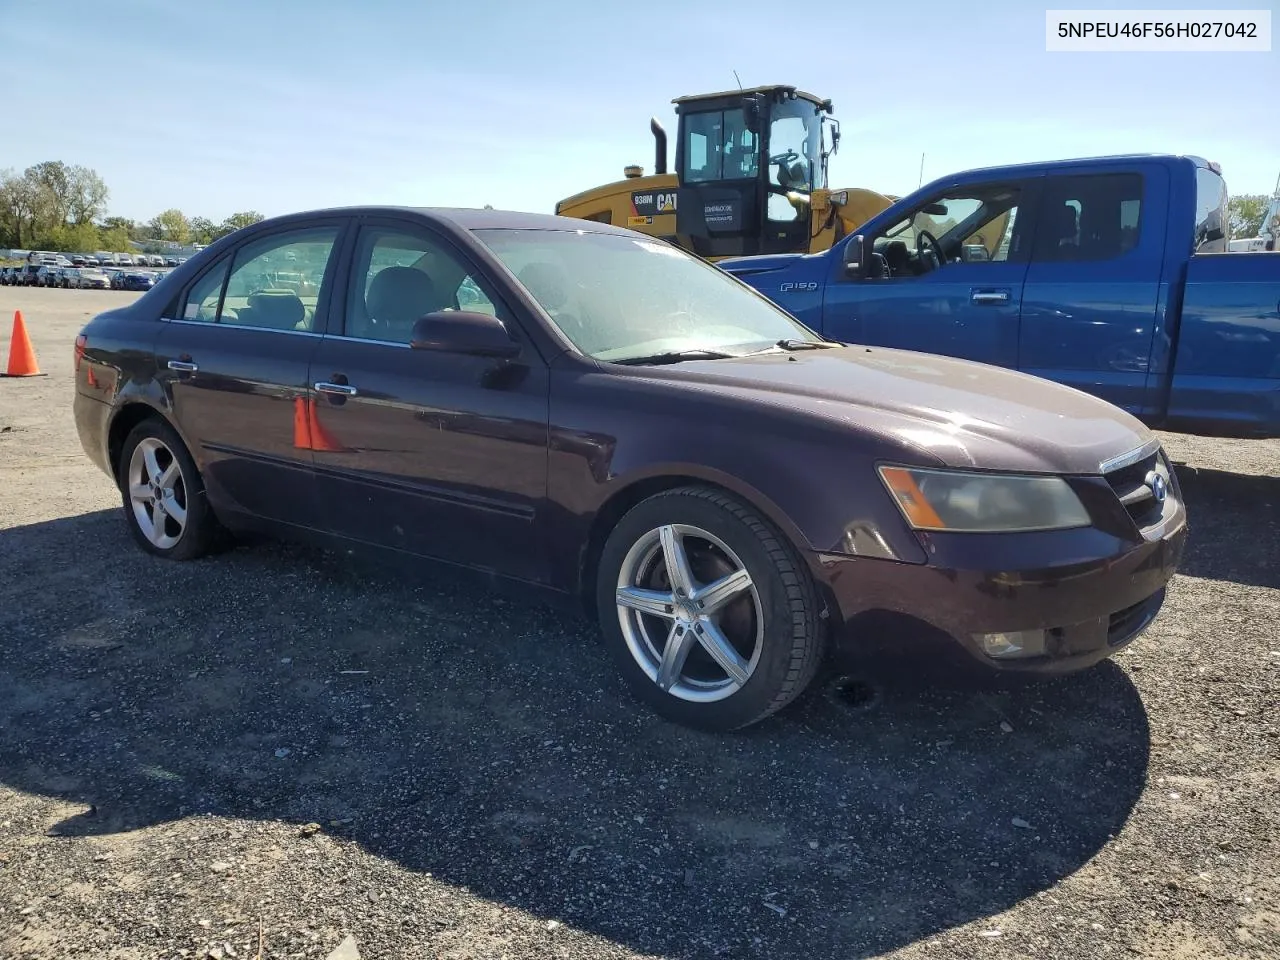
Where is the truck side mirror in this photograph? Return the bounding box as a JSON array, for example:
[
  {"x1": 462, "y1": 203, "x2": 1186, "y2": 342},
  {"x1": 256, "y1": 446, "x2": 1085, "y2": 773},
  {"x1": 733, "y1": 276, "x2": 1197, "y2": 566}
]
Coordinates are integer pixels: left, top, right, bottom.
[{"x1": 842, "y1": 235, "x2": 867, "y2": 278}]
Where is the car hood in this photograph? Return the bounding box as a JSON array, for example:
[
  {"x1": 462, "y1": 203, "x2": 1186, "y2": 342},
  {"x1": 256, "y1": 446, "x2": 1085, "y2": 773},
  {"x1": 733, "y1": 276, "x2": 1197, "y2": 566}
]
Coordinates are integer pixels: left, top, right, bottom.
[{"x1": 633, "y1": 345, "x2": 1156, "y2": 475}]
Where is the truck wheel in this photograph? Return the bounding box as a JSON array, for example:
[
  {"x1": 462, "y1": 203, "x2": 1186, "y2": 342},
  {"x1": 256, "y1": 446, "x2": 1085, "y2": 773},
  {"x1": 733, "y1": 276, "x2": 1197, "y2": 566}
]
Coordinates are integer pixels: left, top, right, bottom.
[{"x1": 595, "y1": 486, "x2": 826, "y2": 731}]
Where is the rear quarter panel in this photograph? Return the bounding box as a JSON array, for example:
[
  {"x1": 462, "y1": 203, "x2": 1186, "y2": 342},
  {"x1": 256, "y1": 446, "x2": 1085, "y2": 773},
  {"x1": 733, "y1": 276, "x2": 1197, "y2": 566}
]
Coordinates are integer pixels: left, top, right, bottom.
[
  {"x1": 1167, "y1": 252, "x2": 1280, "y2": 438},
  {"x1": 75, "y1": 302, "x2": 173, "y2": 478}
]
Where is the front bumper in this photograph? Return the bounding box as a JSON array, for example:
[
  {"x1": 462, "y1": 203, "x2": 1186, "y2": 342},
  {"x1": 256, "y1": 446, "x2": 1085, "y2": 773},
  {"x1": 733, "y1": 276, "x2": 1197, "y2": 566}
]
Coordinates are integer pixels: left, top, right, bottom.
[{"x1": 817, "y1": 496, "x2": 1188, "y2": 674}]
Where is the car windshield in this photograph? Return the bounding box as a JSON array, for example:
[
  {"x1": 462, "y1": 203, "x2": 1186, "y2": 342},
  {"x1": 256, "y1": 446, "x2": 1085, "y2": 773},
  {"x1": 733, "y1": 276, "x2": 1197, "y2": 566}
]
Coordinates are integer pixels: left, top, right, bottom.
[{"x1": 472, "y1": 228, "x2": 822, "y2": 362}]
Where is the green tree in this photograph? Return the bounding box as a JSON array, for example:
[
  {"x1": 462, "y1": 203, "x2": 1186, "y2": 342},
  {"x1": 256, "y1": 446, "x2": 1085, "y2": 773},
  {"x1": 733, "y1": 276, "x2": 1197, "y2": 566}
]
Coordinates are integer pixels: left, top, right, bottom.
[
  {"x1": 189, "y1": 216, "x2": 217, "y2": 245},
  {"x1": 150, "y1": 208, "x2": 191, "y2": 244},
  {"x1": 66, "y1": 166, "x2": 109, "y2": 226},
  {"x1": 217, "y1": 211, "x2": 266, "y2": 239},
  {"x1": 1228, "y1": 193, "x2": 1269, "y2": 239},
  {"x1": 0, "y1": 161, "x2": 112, "y2": 247},
  {"x1": 28, "y1": 160, "x2": 72, "y2": 224},
  {"x1": 99, "y1": 225, "x2": 132, "y2": 253},
  {"x1": 0, "y1": 169, "x2": 42, "y2": 247},
  {"x1": 39, "y1": 221, "x2": 101, "y2": 253},
  {"x1": 100, "y1": 215, "x2": 135, "y2": 236}
]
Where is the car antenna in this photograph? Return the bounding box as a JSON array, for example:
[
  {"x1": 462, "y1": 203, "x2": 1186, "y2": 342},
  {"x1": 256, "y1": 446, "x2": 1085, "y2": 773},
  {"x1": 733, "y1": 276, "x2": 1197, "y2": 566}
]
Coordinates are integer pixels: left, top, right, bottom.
[{"x1": 733, "y1": 70, "x2": 743, "y2": 90}]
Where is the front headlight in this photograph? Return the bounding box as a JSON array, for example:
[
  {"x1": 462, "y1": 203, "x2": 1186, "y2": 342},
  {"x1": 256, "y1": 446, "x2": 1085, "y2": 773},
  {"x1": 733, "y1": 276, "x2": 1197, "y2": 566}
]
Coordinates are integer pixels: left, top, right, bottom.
[{"x1": 878, "y1": 465, "x2": 1091, "y2": 533}]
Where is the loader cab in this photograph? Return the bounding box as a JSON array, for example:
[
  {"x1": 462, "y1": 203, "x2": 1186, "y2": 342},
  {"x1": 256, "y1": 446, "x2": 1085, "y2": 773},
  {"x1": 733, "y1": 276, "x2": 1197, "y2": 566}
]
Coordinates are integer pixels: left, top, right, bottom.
[{"x1": 673, "y1": 85, "x2": 837, "y2": 258}]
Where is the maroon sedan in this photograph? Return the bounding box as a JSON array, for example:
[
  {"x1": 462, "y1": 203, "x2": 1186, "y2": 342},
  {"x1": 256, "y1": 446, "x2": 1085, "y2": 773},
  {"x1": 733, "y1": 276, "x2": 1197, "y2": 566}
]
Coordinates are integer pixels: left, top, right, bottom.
[{"x1": 73, "y1": 207, "x2": 1187, "y2": 730}]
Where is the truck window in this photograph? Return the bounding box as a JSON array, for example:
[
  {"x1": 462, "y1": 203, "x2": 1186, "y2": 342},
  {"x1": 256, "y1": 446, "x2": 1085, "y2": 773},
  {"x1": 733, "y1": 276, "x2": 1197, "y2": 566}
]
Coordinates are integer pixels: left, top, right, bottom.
[
  {"x1": 1032, "y1": 173, "x2": 1144, "y2": 263},
  {"x1": 1194, "y1": 167, "x2": 1228, "y2": 253},
  {"x1": 869, "y1": 184, "x2": 1024, "y2": 277}
]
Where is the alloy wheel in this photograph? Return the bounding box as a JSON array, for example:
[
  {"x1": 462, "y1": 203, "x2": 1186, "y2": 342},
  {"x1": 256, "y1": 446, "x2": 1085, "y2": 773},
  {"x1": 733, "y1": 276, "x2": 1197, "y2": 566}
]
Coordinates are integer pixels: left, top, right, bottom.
[
  {"x1": 126, "y1": 437, "x2": 189, "y2": 550},
  {"x1": 615, "y1": 523, "x2": 764, "y2": 702}
]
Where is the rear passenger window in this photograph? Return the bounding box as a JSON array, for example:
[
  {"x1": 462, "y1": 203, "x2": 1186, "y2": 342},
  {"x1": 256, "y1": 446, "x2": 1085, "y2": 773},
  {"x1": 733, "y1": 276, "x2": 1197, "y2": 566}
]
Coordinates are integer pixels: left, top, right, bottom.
[
  {"x1": 220, "y1": 227, "x2": 340, "y2": 331},
  {"x1": 180, "y1": 260, "x2": 229, "y2": 322},
  {"x1": 1032, "y1": 173, "x2": 1143, "y2": 263},
  {"x1": 344, "y1": 226, "x2": 499, "y2": 344}
]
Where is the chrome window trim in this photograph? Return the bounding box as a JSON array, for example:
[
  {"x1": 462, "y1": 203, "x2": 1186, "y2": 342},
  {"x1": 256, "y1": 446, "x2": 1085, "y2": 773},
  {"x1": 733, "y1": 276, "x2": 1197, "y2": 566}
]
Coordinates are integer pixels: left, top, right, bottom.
[
  {"x1": 161, "y1": 317, "x2": 323, "y2": 338},
  {"x1": 159, "y1": 317, "x2": 412, "y2": 349}
]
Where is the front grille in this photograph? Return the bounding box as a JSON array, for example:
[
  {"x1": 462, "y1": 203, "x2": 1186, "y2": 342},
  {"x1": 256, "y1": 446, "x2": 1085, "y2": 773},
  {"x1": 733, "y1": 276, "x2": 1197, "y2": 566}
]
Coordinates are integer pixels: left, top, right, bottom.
[
  {"x1": 1103, "y1": 444, "x2": 1171, "y2": 528},
  {"x1": 1108, "y1": 587, "x2": 1166, "y2": 647}
]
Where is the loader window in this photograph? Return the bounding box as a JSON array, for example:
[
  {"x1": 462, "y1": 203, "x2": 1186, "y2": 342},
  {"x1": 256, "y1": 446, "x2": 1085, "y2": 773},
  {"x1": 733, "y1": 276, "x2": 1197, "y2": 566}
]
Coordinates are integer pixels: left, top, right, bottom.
[{"x1": 682, "y1": 110, "x2": 758, "y2": 183}]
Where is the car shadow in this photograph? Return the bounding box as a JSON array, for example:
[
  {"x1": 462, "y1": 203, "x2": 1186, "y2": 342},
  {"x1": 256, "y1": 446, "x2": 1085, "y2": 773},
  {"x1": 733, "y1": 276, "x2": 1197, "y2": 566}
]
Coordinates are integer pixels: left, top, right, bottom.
[
  {"x1": 1168, "y1": 463, "x2": 1280, "y2": 589},
  {"x1": 2, "y1": 508, "x2": 1149, "y2": 958}
]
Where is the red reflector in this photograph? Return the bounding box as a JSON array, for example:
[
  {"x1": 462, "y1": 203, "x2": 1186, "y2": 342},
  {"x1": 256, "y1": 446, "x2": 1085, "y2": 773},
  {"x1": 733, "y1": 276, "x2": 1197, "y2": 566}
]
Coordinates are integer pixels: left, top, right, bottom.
[{"x1": 74, "y1": 334, "x2": 87, "y2": 372}]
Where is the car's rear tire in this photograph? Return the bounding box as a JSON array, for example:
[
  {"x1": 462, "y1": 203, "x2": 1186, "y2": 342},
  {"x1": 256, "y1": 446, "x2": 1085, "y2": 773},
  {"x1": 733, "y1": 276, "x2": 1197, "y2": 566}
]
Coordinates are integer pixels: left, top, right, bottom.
[
  {"x1": 595, "y1": 485, "x2": 827, "y2": 731},
  {"x1": 117, "y1": 417, "x2": 220, "y2": 561}
]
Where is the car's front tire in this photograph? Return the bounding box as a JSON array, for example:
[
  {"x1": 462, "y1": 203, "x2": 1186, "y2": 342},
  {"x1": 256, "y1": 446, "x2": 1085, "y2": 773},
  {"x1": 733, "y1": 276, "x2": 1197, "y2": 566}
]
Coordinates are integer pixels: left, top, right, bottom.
[
  {"x1": 595, "y1": 486, "x2": 827, "y2": 731},
  {"x1": 117, "y1": 417, "x2": 220, "y2": 561}
]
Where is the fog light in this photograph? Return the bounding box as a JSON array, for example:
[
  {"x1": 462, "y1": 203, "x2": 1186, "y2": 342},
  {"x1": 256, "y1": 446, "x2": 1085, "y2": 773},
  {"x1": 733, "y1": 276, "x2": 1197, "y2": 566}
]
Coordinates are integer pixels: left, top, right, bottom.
[{"x1": 975, "y1": 629, "x2": 1047, "y2": 659}]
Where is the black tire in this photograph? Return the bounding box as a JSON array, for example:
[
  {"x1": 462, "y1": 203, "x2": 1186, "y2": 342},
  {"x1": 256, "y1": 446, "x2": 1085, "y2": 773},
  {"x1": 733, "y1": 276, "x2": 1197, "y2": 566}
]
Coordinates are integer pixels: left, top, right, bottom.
[
  {"x1": 117, "y1": 417, "x2": 221, "y2": 561},
  {"x1": 595, "y1": 485, "x2": 827, "y2": 731}
]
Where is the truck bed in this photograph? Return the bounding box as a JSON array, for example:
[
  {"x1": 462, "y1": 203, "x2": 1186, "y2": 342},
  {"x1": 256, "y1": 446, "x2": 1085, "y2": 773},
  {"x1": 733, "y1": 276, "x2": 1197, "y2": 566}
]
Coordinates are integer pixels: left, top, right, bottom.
[{"x1": 1167, "y1": 253, "x2": 1280, "y2": 438}]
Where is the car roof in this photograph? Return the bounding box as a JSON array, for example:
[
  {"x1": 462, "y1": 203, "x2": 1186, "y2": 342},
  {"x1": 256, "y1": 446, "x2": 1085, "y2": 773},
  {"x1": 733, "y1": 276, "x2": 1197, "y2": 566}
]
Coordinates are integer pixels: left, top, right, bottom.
[{"x1": 240, "y1": 205, "x2": 642, "y2": 240}]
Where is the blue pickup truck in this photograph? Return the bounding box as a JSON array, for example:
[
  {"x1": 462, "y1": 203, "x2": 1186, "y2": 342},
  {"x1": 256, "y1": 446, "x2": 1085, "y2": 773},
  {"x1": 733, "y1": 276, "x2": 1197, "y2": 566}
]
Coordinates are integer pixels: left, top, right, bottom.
[{"x1": 720, "y1": 154, "x2": 1280, "y2": 439}]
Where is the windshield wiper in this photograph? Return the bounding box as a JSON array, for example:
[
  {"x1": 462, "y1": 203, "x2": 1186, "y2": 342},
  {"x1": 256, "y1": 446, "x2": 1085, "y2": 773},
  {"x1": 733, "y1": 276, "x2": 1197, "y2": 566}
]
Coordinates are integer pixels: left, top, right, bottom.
[
  {"x1": 775, "y1": 338, "x2": 837, "y2": 351},
  {"x1": 611, "y1": 349, "x2": 739, "y2": 366}
]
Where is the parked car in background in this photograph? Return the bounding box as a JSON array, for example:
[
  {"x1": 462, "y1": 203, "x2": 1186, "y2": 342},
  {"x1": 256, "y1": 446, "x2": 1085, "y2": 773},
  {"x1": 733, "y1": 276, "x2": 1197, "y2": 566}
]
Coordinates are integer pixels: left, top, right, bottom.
[
  {"x1": 73, "y1": 268, "x2": 112, "y2": 290},
  {"x1": 72, "y1": 206, "x2": 1187, "y2": 731},
  {"x1": 35, "y1": 265, "x2": 61, "y2": 287},
  {"x1": 721, "y1": 153, "x2": 1280, "y2": 441},
  {"x1": 119, "y1": 272, "x2": 158, "y2": 292}
]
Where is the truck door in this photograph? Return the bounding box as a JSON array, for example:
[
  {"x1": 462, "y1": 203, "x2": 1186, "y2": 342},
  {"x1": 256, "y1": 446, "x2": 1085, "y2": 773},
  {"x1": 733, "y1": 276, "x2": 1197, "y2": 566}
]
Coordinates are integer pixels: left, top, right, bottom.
[
  {"x1": 819, "y1": 177, "x2": 1037, "y2": 368},
  {"x1": 1018, "y1": 165, "x2": 1169, "y2": 416}
]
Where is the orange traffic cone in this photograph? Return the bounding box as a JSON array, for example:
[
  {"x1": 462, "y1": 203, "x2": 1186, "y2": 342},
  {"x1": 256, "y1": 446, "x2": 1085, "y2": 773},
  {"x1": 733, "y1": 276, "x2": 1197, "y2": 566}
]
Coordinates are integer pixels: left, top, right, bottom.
[
  {"x1": 293, "y1": 396, "x2": 312, "y2": 449},
  {"x1": 305, "y1": 398, "x2": 348, "y2": 452},
  {"x1": 3, "y1": 310, "x2": 44, "y2": 377}
]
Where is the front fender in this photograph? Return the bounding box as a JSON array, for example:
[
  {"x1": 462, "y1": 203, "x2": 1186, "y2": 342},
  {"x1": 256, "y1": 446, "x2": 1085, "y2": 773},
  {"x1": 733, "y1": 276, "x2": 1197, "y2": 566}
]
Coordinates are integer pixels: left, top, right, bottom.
[
  {"x1": 720, "y1": 255, "x2": 830, "y2": 331},
  {"x1": 545, "y1": 369, "x2": 932, "y2": 594}
]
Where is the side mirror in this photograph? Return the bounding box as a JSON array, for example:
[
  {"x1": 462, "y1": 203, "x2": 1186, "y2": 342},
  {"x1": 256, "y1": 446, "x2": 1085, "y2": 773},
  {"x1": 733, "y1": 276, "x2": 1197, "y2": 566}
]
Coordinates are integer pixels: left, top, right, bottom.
[
  {"x1": 842, "y1": 234, "x2": 867, "y2": 278},
  {"x1": 409, "y1": 310, "x2": 520, "y2": 359}
]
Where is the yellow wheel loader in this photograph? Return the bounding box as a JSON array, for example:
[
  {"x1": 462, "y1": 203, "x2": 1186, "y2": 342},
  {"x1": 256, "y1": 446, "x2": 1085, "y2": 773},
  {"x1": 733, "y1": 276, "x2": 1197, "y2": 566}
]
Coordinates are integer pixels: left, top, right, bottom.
[{"x1": 554, "y1": 85, "x2": 897, "y2": 261}]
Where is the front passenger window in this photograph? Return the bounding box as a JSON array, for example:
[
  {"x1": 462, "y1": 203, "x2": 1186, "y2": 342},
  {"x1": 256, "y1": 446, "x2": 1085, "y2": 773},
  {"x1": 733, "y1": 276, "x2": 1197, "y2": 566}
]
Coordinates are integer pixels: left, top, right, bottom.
[
  {"x1": 220, "y1": 227, "x2": 340, "y2": 331},
  {"x1": 344, "y1": 227, "x2": 500, "y2": 344}
]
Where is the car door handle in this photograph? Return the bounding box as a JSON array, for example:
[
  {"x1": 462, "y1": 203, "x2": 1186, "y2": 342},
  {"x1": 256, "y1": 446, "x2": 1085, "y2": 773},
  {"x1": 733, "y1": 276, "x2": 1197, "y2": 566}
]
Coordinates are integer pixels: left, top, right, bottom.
[
  {"x1": 167, "y1": 360, "x2": 198, "y2": 373},
  {"x1": 314, "y1": 381, "x2": 358, "y2": 397},
  {"x1": 970, "y1": 289, "x2": 1010, "y2": 305}
]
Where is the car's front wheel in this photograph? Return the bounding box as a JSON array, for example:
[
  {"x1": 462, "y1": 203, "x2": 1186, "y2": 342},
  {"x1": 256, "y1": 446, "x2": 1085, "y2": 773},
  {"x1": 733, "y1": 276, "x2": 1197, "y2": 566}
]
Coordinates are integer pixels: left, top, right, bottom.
[
  {"x1": 596, "y1": 486, "x2": 827, "y2": 731},
  {"x1": 117, "y1": 417, "x2": 220, "y2": 561}
]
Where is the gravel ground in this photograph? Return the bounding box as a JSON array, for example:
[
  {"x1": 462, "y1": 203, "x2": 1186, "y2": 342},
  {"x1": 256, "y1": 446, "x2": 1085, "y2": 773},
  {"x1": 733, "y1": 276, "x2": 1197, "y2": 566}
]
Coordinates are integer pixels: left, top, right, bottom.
[{"x1": 1, "y1": 287, "x2": 1277, "y2": 960}]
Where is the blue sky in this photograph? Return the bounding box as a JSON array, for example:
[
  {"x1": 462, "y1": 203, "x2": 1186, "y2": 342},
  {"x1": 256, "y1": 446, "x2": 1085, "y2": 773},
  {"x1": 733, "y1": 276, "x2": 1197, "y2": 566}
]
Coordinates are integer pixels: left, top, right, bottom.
[{"x1": 1, "y1": 0, "x2": 1276, "y2": 223}]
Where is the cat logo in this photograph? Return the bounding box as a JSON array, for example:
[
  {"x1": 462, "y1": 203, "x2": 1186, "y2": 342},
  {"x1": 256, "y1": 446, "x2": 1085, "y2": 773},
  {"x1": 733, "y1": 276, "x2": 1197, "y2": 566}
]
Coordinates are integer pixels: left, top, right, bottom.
[
  {"x1": 631, "y1": 189, "x2": 678, "y2": 217},
  {"x1": 779, "y1": 281, "x2": 819, "y2": 293}
]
